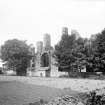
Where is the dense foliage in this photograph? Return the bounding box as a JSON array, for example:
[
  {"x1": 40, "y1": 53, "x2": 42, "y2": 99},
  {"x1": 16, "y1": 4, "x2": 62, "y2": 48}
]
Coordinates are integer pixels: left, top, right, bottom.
[
  {"x1": 54, "y1": 32, "x2": 88, "y2": 75},
  {"x1": 85, "y1": 91, "x2": 105, "y2": 105},
  {"x1": 0, "y1": 39, "x2": 32, "y2": 76},
  {"x1": 54, "y1": 28, "x2": 105, "y2": 74},
  {"x1": 89, "y1": 29, "x2": 105, "y2": 72}
]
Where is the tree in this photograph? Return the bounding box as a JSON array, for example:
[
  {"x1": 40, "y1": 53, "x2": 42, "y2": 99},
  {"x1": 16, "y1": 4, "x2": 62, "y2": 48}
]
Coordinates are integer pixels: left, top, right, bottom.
[
  {"x1": 89, "y1": 29, "x2": 105, "y2": 73},
  {"x1": 71, "y1": 38, "x2": 89, "y2": 72},
  {"x1": 54, "y1": 31, "x2": 87, "y2": 76},
  {"x1": 0, "y1": 39, "x2": 32, "y2": 76},
  {"x1": 54, "y1": 34, "x2": 74, "y2": 71}
]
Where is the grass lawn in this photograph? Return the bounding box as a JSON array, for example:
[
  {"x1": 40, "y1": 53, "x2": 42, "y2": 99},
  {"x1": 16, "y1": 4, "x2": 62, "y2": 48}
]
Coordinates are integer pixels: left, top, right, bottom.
[{"x1": 0, "y1": 81, "x2": 79, "y2": 105}]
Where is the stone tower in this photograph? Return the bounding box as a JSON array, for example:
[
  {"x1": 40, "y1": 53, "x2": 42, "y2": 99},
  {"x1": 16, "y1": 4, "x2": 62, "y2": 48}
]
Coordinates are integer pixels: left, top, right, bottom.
[
  {"x1": 62, "y1": 27, "x2": 68, "y2": 35},
  {"x1": 43, "y1": 33, "x2": 51, "y2": 50},
  {"x1": 36, "y1": 41, "x2": 43, "y2": 53}
]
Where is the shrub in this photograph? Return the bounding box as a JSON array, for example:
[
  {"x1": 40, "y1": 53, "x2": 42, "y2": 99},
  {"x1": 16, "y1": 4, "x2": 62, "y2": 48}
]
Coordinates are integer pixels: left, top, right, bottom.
[
  {"x1": 68, "y1": 71, "x2": 80, "y2": 78},
  {"x1": 85, "y1": 91, "x2": 105, "y2": 105}
]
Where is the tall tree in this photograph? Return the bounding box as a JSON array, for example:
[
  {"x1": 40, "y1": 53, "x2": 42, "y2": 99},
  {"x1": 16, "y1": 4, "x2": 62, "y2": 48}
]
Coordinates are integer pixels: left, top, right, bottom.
[
  {"x1": 71, "y1": 38, "x2": 89, "y2": 72},
  {"x1": 90, "y1": 29, "x2": 105, "y2": 72},
  {"x1": 0, "y1": 39, "x2": 32, "y2": 76},
  {"x1": 54, "y1": 32, "x2": 87, "y2": 76}
]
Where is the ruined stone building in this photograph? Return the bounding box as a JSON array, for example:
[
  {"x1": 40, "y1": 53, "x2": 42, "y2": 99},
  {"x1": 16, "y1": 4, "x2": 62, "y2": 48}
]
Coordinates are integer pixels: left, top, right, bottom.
[
  {"x1": 28, "y1": 33, "x2": 59, "y2": 77},
  {"x1": 28, "y1": 27, "x2": 80, "y2": 77}
]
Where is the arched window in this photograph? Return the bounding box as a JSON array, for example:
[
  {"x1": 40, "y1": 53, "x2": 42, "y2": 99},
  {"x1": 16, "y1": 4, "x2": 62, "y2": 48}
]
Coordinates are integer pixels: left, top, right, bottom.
[{"x1": 41, "y1": 53, "x2": 49, "y2": 67}]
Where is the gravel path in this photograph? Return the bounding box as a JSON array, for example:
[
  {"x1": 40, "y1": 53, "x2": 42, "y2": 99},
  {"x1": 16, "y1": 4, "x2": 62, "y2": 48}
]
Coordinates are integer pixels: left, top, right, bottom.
[{"x1": 0, "y1": 76, "x2": 105, "y2": 93}]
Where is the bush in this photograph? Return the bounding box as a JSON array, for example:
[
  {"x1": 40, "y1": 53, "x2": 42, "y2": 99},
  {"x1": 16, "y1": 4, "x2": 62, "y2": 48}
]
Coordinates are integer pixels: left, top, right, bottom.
[
  {"x1": 80, "y1": 72, "x2": 90, "y2": 78},
  {"x1": 85, "y1": 91, "x2": 105, "y2": 105},
  {"x1": 59, "y1": 74, "x2": 69, "y2": 78},
  {"x1": 68, "y1": 71, "x2": 80, "y2": 78}
]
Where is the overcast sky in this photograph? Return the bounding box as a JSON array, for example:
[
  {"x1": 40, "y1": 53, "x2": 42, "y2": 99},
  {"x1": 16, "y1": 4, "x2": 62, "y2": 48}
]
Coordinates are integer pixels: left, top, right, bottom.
[{"x1": 0, "y1": 0, "x2": 105, "y2": 48}]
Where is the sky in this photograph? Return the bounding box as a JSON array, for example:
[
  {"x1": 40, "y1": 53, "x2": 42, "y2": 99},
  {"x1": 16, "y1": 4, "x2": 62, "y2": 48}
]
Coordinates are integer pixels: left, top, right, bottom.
[{"x1": 0, "y1": 0, "x2": 105, "y2": 49}]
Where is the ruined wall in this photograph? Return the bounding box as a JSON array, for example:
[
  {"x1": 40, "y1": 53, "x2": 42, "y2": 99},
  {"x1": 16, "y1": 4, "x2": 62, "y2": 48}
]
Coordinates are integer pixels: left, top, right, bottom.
[
  {"x1": 43, "y1": 33, "x2": 51, "y2": 50},
  {"x1": 27, "y1": 46, "x2": 35, "y2": 74},
  {"x1": 33, "y1": 33, "x2": 59, "y2": 77},
  {"x1": 35, "y1": 41, "x2": 43, "y2": 71},
  {"x1": 36, "y1": 41, "x2": 43, "y2": 53}
]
